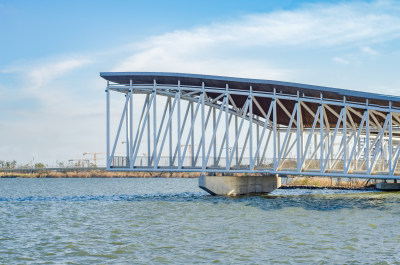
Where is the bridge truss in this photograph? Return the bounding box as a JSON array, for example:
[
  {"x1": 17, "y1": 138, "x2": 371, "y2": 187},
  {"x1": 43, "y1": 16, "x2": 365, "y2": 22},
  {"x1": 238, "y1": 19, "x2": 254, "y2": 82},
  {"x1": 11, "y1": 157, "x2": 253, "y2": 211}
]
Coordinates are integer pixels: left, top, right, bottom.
[{"x1": 103, "y1": 72, "x2": 400, "y2": 180}]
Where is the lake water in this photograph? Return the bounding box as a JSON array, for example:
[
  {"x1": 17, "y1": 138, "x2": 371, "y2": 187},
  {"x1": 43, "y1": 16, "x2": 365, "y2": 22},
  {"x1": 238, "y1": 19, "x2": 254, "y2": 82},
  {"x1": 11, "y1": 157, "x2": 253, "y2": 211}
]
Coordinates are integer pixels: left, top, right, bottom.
[{"x1": 0, "y1": 178, "x2": 399, "y2": 264}]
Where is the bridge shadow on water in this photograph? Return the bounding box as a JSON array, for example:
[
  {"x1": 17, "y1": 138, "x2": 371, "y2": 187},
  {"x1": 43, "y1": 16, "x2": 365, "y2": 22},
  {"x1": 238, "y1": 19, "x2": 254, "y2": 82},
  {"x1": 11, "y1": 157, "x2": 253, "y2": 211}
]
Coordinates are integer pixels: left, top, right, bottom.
[{"x1": 1, "y1": 189, "x2": 400, "y2": 212}]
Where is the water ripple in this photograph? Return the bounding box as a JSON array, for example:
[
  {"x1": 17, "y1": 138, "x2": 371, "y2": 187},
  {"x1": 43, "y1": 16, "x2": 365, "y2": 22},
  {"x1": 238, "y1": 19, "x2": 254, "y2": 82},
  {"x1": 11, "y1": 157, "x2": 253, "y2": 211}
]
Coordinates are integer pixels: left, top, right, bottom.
[
  {"x1": 1, "y1": 178, "x2": 400, "y2": 264},
  {"x1": 0, "y1": 189, "x2": 398, "y2": 212}
]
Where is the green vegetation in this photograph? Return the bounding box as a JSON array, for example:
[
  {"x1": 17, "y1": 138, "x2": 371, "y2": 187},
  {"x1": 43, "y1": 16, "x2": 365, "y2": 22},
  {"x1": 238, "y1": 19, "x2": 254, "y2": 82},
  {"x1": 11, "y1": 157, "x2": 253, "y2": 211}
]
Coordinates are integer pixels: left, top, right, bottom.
[
  {"x1": 34, "y1": 163, "x2": 45, "y2": 168},
  {"x1": 0, "y1": 160, "x2": 17, "y2": 169}
]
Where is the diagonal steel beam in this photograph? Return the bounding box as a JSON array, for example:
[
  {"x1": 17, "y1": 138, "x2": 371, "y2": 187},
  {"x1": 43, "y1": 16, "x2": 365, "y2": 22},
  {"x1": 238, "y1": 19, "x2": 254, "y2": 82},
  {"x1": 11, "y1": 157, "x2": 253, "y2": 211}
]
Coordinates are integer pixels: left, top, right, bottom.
[{"x1": 322, "y1": 107, "x2": 344, "y2": 172}]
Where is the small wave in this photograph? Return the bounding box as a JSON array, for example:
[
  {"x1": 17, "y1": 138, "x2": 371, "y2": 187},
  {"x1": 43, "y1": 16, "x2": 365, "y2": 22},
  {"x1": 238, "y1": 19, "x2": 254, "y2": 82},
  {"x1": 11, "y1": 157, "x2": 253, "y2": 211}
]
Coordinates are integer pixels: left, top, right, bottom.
[
  {"x1": 0, "y1": 192, "x2": 208, "y2": 202},
  {"x1": 0, "y1": 189, "x2": 398, "y2": 212}
]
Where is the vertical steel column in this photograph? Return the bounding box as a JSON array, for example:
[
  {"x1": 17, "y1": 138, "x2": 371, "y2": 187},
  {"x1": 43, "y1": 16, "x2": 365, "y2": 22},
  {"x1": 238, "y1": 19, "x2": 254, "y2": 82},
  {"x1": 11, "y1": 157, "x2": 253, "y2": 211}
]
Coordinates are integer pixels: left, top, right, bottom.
[
  {"x1": 213, "y1": 106, "x2": 216, "y2": 166},
  {"x1": 319, "y1": 93, "x2": 325, "y2": 169},
  {"x1": 201, "y1": 82, "x2": 206, "y2": 171},
  {"x1": 106, "y1": 81, "x2": 110, "y2": 169},
  {"x1": 125, "y1": 94, "x2": 129, "y2": 162},
  {"x1": 300, "y1": 95, "x2": 304, "y2": 163},
  {"x1": 277, "y1": 127, "x2": 281, "y2": 157},
  {"x1": 257, "y1": 121, "x2": 260, "y2": 166},
  {"x1": 366, "y1": 100, "x2": 370, "y2": 173},
  {"x1": 389, "y1": 102, "x2": 392, "y2": 174},
  {"x1": 356, "y1": 136, "x2": 360, "y2": 170},
  {"x1": 296, "y1": 92, "x2": 301, "y2": 172},
  {"x1": 273, "y1": 88, "x2": 277, "y2": 170},
  {"x1": 343, "y1": 97, "x2": 347, "y2": 172},
  {"x1": 327, "y1": 108, "x2": 332, "y2": 168},
  {"x1": 129, "y1": 80, "x2": 133, "y2": 168},
  {"x1": 147, "y1": 95, "x2": 151, "y2": 166},
  {"x1": 177, "y1": 81, "x2": 181, "y2": 168},
  {"x1": 225, "y1": 84, "x2": 230, "y2": 170},
  {"x1": 169, "y1": 96, "x2": 173, "y2": 166},
  {"x1": 153, "y1": 80, "x2": 157, "y2": 169},
  {"x1": 235, "y1": 115, "x2": 238, "y2": 167},
  {"x1": 191, "y1": 101, "x2": 194, "y2": 166},
  {"x1": 324, "y1": 106, "x2": 330, "y2": 169},
  {"x1": 249, "y1": 86, "x2": 253, "y2": 170}
]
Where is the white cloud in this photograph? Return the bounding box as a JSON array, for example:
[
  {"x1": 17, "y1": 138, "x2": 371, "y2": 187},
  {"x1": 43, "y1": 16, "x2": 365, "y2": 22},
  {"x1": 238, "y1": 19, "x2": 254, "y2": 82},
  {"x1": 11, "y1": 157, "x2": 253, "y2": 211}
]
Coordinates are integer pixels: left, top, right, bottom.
[
  {"x1": 333, "y1": 57, "x2": 350, "y2": 64},
  {"x1": 28, "y1": 58, "x2": 92, "y2": 90},
  {"x1": 360, "y1": 46, "x2": 378, "y2": 55},
  {"x1": 1, "y1": 57, "x2": 92, "y2": 105},
  {"x1": 114, "y1": 0, "x2": 400, "y2": 78}
]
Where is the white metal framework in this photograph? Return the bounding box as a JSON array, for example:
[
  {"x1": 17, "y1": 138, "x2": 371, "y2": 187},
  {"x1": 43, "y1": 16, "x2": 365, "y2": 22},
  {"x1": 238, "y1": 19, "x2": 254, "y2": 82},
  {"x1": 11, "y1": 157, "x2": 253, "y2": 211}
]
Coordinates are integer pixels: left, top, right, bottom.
[{"x1": 102, "y1": 72, "x2": 400, "y2": 180}]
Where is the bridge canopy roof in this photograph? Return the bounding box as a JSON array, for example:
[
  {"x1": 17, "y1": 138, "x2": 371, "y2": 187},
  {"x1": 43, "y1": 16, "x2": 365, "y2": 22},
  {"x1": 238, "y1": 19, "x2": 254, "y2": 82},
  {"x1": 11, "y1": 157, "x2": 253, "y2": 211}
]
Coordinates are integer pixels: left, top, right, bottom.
[
  {"x1": 101, "y1": 72, "x2": 400, "y2": 127},
  {"x1": 100, "y1": 72, "x2": 400, "y2": 107}
]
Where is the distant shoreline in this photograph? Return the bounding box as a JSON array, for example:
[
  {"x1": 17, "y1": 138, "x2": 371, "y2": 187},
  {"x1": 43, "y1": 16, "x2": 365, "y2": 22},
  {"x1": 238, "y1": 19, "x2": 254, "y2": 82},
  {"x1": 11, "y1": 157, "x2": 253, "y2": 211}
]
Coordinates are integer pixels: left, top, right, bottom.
[
  {"x1": 0, "y1": 170, "x2": 200, "y2": 178},
  {"x1": 0, "y1": 171, "x2": 378, "y2": 189}
]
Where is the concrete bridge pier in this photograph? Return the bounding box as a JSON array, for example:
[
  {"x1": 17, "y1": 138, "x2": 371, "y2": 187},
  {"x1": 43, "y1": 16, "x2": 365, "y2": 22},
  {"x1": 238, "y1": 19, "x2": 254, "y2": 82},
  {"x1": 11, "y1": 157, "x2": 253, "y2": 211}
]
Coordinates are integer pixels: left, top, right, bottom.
[
  {"x1": 376, "y1": 181, "x2": 400, "y2": 191},
  {"x1": 199, "y1": 174, "x2": 281, "y2": 196}
]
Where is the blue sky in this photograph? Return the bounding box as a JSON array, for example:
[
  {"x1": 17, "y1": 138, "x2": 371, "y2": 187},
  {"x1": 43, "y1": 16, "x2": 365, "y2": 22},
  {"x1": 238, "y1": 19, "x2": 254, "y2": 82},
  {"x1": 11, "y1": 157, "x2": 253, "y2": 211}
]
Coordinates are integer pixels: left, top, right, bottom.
[
  {"x1": 1, "y1": 0, "x2": 400, "y2": 165},
  {"x1": 0, "y1": 0, "x2": 340, "y2": 65}
]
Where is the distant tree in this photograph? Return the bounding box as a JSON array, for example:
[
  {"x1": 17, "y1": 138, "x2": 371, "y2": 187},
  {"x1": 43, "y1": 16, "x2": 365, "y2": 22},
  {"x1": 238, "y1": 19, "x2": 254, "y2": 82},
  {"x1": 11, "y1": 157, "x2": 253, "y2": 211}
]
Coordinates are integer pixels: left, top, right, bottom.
[
  {"x1": 0, "y1": 160, "x2": 16, "y2": 169},
  {"x1": 34, "y1": 163, "x2": 45, "y2": 168}
]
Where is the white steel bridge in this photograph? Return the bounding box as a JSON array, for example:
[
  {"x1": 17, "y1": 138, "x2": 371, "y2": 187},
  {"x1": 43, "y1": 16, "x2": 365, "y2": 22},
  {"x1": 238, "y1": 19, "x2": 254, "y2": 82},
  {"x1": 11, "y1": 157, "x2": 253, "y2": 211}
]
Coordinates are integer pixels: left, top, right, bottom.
[{"x1": 101, "y1": 72, "x2": 400, "y2": 180}]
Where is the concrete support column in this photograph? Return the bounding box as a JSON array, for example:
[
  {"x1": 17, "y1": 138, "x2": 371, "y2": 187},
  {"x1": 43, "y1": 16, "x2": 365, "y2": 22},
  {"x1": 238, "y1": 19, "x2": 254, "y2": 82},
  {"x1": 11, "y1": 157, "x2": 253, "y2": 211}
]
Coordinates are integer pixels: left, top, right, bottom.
[
  {"x1": 376, "y1": 182, "x2": 400, "y2": 191},
  {"x1": 199, "y1": 174, "x2": 281, "y2": 196}
]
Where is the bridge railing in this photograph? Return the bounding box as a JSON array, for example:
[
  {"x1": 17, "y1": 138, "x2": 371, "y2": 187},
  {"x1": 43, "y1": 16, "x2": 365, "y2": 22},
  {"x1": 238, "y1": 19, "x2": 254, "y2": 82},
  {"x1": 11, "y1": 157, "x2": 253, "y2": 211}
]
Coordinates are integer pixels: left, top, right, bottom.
[
  {"x1": 111, "y1": 156, "x2": 130, "y2": 168},
  {"x1": 111, "y1": 155, "x2": 395, "y2": 174}
]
